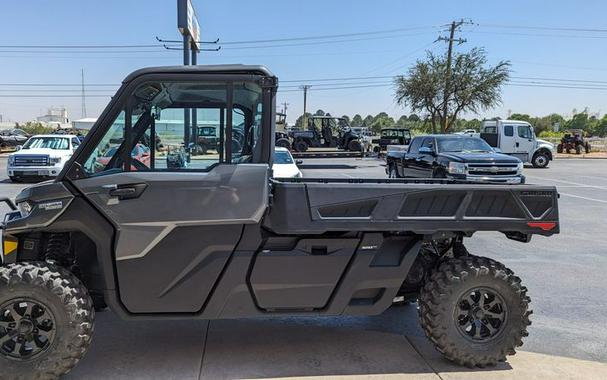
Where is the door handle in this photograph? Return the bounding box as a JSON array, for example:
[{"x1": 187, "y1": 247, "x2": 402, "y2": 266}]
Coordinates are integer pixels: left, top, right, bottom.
[
  {"x1": 104, "y1": 183, "x2": 147, "y2": 200},
  {"x1": 109, "y1": 188, "x2": 136, "y2": 197},
  {"x1": 516, "y1": 142, "x2": 519, "y2": 147}
]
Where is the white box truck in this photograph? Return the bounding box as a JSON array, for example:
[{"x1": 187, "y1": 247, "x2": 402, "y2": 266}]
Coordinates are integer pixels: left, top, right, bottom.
[{"x1": 480, "y1": 120, "x2": 555, "y2": 168}]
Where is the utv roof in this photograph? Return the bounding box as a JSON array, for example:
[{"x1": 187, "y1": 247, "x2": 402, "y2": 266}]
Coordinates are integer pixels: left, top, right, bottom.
[{"x1": 123, "y1": 65, "x2": 276, "y2": 84}]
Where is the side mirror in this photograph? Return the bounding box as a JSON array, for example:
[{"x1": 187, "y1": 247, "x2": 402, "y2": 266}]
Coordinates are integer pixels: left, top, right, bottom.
[
  {"x1": 419, "y1": 147, "x2": 434, "y2": 155},
  {"x1": 494, "y1": 148, "x2": 502, "y2": 153},
  {"x1": 295, "y1": 159, "x2": 303, "y2": 166},
  {"x1": 15, "y1": 145, "x2": 22, "y2": 151}
]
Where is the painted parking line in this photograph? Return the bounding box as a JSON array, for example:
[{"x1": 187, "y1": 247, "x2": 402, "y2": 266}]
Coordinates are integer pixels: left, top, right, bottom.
[
  {"x1": 525, "y1": 176, "x2": 607, "y2": 190},
  {"x1": 558, "y1": 192, "x2": 607, "y2": 204}
]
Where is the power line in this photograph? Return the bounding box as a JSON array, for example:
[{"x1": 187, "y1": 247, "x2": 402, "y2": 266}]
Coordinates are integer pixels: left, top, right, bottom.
[
  {"x1": 219, "y1": 26, "x2": 437, "y2": 45},
  {"x1": 479, "y1": 23, "x2": 607, "y2": 33},
  {"x1": 0, "y1": 44, "x2": 170, "y2": 49}
]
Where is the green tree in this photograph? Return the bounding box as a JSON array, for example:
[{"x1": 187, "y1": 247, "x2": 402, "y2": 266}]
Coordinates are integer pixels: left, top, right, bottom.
[
  {"x1": 294, "y1": 113, "x2": 312, "y2": 129},
  {"x1": 566, "y1": 112, "x2": 589, "y2": 131},
  {"x1": 362, "y1": 115, "x2": 374, "y2": 128},
  {"x1": 17, "y1": 122, "x2": 54, "y2": 135},
  {"x1": 394, "y1": 48, "x2": 510, "y2": 133},
  {"x1": 351, "y1": 114, "x2": 363, "y2": 128}
]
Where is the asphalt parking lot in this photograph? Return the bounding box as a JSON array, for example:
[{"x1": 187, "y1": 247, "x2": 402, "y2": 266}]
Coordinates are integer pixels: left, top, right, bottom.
[{"x1": 0, "y1": 156, "x2": 606, "y2": 379}]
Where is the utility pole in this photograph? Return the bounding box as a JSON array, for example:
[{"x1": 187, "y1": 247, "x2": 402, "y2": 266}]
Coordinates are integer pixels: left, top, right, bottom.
[
  {"x1": 281, "y1": 102, "x2": 289, "y2": 115},
  {"x1": 81, "y1": 68, "x2": 87, "y2": 118},
  {"x1": 436, "y1": 19, "x2": 470, "y2": 133},
  {"x1": 300, "y1": 85, "x2": 311, "y2": 129}
]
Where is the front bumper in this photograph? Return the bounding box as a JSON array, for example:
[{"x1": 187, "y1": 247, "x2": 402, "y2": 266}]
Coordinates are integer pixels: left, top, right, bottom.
[
  {"x1": 451, "y1": 174, "x2": 525, "y2": 184},
  {"x1": 7, "y1": 165, "x2": 62, "y2": 178}
]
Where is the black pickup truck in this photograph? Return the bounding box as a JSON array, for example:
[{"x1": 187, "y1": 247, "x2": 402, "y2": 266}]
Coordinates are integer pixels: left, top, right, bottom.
[
  {"x1": 0, "y1": 65, "x2": 559, "y2": 378},
  {"x1": 386, "y1": 134, "x2": 525, "y2": 184}
]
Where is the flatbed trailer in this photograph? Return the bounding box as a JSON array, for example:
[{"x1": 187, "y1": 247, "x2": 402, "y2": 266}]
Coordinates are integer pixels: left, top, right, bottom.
[{"x1": 1, "y1": 65, "x2": 559, "y2": 378}]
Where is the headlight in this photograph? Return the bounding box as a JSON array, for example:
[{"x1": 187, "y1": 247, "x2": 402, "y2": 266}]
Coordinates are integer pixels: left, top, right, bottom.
[
  {"x1": 517, "y1": 162, "x2": 524, "y2": 174},
  {"x1": 18, "y1": 201, "x2": 33, "y2": 217},
  {"x1": 50, "y1": 157, "x2": 62, "y2": 164},
  {"x1": 8, "y1": 156, "x2": 15, "y2": 165},
  {"x1": 448, "y1": 162, "x2": 467, "y2": 175}
]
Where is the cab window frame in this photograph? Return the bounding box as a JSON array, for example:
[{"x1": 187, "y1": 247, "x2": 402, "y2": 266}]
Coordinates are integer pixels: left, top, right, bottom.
[{"x1": 65, "y1": 72, "x2": 275, "y2": 180}]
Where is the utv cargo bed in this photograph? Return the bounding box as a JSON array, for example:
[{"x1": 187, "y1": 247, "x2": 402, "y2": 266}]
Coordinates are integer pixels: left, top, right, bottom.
[{"x1": 265, "y1": 178, "x2": 559, "y2": 237}]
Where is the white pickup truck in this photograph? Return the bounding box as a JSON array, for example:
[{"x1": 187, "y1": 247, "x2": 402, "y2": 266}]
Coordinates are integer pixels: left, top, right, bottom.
[
  {"x1": 480, "y1": 120, "x2": 555, "y2": 168},
  {"x1": 7, "y1": 134, "x2": 81, "y2": 182}
]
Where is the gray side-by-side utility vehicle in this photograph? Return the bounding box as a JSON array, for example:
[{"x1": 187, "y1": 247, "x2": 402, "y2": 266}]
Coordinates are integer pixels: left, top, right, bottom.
[{"x1": 0, "y1": 65, "x2": 559, "y2": 379}]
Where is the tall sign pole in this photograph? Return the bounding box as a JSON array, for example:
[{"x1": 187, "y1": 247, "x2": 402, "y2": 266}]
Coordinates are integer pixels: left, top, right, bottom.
[{"x1": 178, "y1": 0, "x2": 201, "y2": 151}]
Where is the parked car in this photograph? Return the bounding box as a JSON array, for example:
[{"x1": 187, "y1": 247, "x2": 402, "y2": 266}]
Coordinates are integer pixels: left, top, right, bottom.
[
  {"x1": 480, "y1": 120, "x2": 554, "y2": 168},
  {"x1": 454, "y1": 129, "x2": 480, "y2": 138},
  {"x1": 7, "y1": 134, "x2": 81, "y2": 182},
  {"x1": 386, "y1": 135, "x2": 524, "y2": 184},
  {"x1": 0, "y1": 128, "x2": 29, "y2": 150},
  {"x1": 272, "y1": 147, "x2": 302, "y2": 178},
  {"x1": 557, "y1": 129, "x2": 590, "y2": 154},
  {"x1": 96, "y1": 143, "x2": 151, "y2": 170}
]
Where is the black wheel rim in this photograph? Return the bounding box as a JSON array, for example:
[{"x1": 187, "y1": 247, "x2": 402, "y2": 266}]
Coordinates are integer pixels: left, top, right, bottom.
[
  {"x1": 455, "y1": 288, "x2": 507, "y2": 342},
  {"x1": 0, "y1": 298, "x2": 56, "y2": 360}
]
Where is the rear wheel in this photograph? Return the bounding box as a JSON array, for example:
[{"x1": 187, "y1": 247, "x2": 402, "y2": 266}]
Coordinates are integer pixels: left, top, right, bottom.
[
  {"x1": 347, "y1": 139, "x2": 362, "y2": 152},
  {"x1": 556, "y1": 144, "x2": 563, "y2": 153},
  {"x1": 531, "y1": 152, "x2": 549, "y2": 168},
  {"x1": 293, "y1": 140, "x2": 309, "y2": 152},
  {"x1": 0, "y1": 263, "x2": 94, "y2": 379},
  {"x1": 585, "y1": 142, "x2": 591, "y2": 154},
  {"x1": 419, "y1": 256, "x2": 531, "y2": 367},
  {"x1": 575, "y1": 145, "x2": 582, "y2": 154}
]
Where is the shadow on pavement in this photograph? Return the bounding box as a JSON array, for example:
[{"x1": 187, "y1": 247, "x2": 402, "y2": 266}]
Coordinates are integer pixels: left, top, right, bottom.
[{"x1": 64, "y1": 307, "x2": 516, "y2": 379}]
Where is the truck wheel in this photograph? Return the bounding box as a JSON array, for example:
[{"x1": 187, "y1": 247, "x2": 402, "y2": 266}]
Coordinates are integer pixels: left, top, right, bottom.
[
  {"x1": 531, "y1": 152, "x2": 549, "y2": 168},
  {"x1": 0, "y1": 263, "x2": 94, "y2": 379},
  {"x1": 276, "y1": 138, "x2": 291, "y2": 149},
  {"x1": 388, "y1": 165, "x2": 399, "y2": 178},
  {"x1": 9, "y1": 176, "x2": 19, "y2": 183},
  {"x1": 419, "y1": 256, "x2": 531, "y2": 367},
  {"x1": 294, "y1": 140, "x2": 308, "y2": 152},
  {"x1": 347, "y1": 139, "x2": 362, "y2": 152},
  {"x1": 556, "y1": 144, "x2": 563, "y2": 153},
  {"x1": 575, "y1": 145, "x2": 581, "y2": 155}
]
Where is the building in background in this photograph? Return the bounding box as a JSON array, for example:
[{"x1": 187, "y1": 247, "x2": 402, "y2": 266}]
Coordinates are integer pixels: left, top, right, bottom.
[
  {"x1": 72, "y1": 117, "x2": 97, "y2": 130},
  {"x1": 37, "y1": 107, "x2": 70, "y2": 128}
]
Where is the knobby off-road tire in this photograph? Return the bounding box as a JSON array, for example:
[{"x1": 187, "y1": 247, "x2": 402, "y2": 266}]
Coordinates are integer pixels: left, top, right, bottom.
[
  {"x1": 418, "y1": 256, "x2": 531, "y2": 367},
  {"x1": 0, "y1": 262, "x2": 95, "y2": 380}
]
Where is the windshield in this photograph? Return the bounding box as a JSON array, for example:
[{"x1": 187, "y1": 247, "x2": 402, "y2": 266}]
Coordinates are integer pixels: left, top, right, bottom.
[
  {"x1": 274, "y1": 150, "x2": 294, "y2": 164},
  {"x1": 23, "y1": 137, "x2": 69, "y2": 150},
  {"x1": 437, "y1": 137, "x2": 494, "y2": 153}
]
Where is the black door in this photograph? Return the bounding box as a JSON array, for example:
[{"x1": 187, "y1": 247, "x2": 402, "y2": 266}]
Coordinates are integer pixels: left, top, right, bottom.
[{"x1": 69, "y1": 75, "x2": 272, "y2": 313}]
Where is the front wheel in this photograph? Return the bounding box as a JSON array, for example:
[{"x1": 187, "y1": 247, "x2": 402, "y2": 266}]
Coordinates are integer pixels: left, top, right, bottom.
[
  {"x1": 388, "y1": 164, "x2": 399, "y2": 178},
  {"x1": 419, "y1": 256, "x2": 531, "y2": 367},
  {"x1": 0, "y1": 263, "x2": 95, "y2": 379},
  {"x1": 531, "y1": 152, "x2": 549, "y2": 168}
]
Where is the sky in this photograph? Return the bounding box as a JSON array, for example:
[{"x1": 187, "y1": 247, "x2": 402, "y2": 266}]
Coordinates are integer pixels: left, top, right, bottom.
[{"x1": 0, "y1": 0, "x2": 606, "y2": 125}]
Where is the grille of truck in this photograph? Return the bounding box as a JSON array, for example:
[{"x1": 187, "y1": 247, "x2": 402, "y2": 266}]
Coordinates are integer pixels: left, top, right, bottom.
[
  {"x1": 467, "y1": 163, "x2": 518, "y2": 176},
  {"x1": 13, "y1": 155, "x2": 50, "y2": 166}
]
